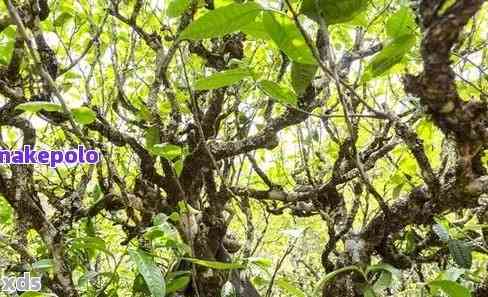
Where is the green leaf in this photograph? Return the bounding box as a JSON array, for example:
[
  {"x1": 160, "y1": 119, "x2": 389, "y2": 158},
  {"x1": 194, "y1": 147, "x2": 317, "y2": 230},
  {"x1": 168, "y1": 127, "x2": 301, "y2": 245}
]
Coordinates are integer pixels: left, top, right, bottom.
[
  {"x1": 439, "y1": 267, "x2": 466, "y2": 282},
  {"x1": 151, "y1": 144, "x2": 182, "y2": 160},
  {"x1": 313, "y1": 266, "x2": 365, "y2": 295},
  {"x1": 71, "y1": 236, "x2": 111, "y2": 257},
  {"x1": 174, "y1": 158, "x2": 184, "y2": 176},
  {"x1": 129, "y1": 249, "x2": 166, "y2": 297},
  {"x1": 367, "y1": 263, "x2": 399, "y2": 291},
  {"x1": 258, "y1": 80, "x2": 297, "y2": 106},
  {"x1": 1, "y1": 25, "x2": 16, "y2": 40},
  {"x1": 433, "y1": 268, "x2": 467, "y2": 294},
  {"x1": 362, "y1": 285, "x2": 378, "y2": 297},
  {"x1": 153, "y1": 213, "x2": 169, "y2": 225},
  {"x1": 183, "y1": 257, "x2": 244, "y2": 270},
  {"x1": 263, "y1": 11, "x2": 316, "y2": 65},
  {"x1": 291, "y1": 62, "x2": 317, "y2": 95},
  {"x1": 166, "y1": 275, "x2": 190, "y2": 294},
  {"x1": 433, "y1": 223, "x2": 450, "y2": 241},
  {"x1": 247, "y1": 257, "x2": 273, "y2": 268},
  {"x1": 194, "y1": 68, "x2": 251, "y2": 90},
  {"x1": 437, "y1": 0, "x2": 458, "y2": 15},
  {"x1": 252, "y1": 275, "x2": 268, "y2": 287},
  {"x1": 16, "y1": 102, "x2": 63, "y2": 113},
  {"x1": 241, "y1": 14, "x2": 270, "y2": 40},
  {"x1": 429, "y1": 280, "x2": 472, "y2": 297},
  {"x1": 167, "y1": 0, "x2": 191, "y2": 18},
  {"x1": 137, "y1": 105, "x2": 153, "y2": 121},
  {"x1": 404, "y1": 230, "x2": 416, "y2": 253},
  {"x1": 366, "y1": 263, "x2": 400, "y2": 277},
  {"x1": 0, "y1": 26, "x2": 16, "y2": 65},
  {"x1": 300, "y1": 0, "x2": 369, "y2": 25},
  {"x1": 373, "y1": 271, "x2": 393, "y2": 291},
  {"x1": 78, "y1": 271, "x2": 98, "y2": 287},
  {"x1": 54, "y1": 12, "x2": 73, "y2": 27},
  {"x1": 144, "y1": 223, "x2": 178, "y2": 241},
  {"x1": 31, "y1": 259, "x2": 53, "y2": 271},
  {"x1": 448, "y1": 240, "x2": 472, "y2": 269},
  {"x1": 133, "y1": 273, "x2": 152, "y2": 296},
  {"x1": 386, "y1": 7, "x2": 416, "y2": 39},
  {"x1": 71, "y1": 107, "x2": 97, "y2": 124},
  {"x1": 0, "y1": 196, "x2": 12, "y2": 224},
  {"x1": 145, "y1": 127, "x2": 161, "y2": 149},
  {"x1": 362, "y1": 34, "x2": 416, "y2": 81},
  {"x1": 275, "y1": 277, "x2": 306, "y2": 297},
  {"x1": 180, "y1": 2, "x2": 262, "y2": 40}
]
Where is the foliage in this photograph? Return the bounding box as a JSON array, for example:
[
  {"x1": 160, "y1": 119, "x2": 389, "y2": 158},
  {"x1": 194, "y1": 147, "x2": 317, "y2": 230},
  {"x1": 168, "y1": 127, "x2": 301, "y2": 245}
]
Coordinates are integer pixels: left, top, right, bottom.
[{"x1": 0, "y1": 0, "x2": 487, "y2": 297}]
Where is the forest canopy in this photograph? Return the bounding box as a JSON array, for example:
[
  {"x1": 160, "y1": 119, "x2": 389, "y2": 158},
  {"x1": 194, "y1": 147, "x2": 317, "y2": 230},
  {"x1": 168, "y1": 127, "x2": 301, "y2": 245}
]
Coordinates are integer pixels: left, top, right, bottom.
[{"x1": 0, "y1": 0, "x2": 487, "y2": 296}]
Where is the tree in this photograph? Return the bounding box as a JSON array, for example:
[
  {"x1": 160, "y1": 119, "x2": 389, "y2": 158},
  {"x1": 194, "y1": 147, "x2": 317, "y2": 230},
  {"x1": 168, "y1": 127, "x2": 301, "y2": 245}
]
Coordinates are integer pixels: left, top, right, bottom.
[{"x1": 0, "y1": 0, "x2": 487, "y2": 296}]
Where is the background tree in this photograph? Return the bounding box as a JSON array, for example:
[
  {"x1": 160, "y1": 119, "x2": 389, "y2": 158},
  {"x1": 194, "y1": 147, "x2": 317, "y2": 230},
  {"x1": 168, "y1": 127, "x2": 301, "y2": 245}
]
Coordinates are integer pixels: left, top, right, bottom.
[{"x1": 0, "y1": 0, "x2": 487, "y2": 296}]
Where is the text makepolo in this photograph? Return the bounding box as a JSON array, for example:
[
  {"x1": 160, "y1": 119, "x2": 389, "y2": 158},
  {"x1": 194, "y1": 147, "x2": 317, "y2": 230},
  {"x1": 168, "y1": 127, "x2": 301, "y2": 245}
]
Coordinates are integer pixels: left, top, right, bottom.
[{"x1": 0, "y1": 145, "x2": 101, "y2": 167}]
